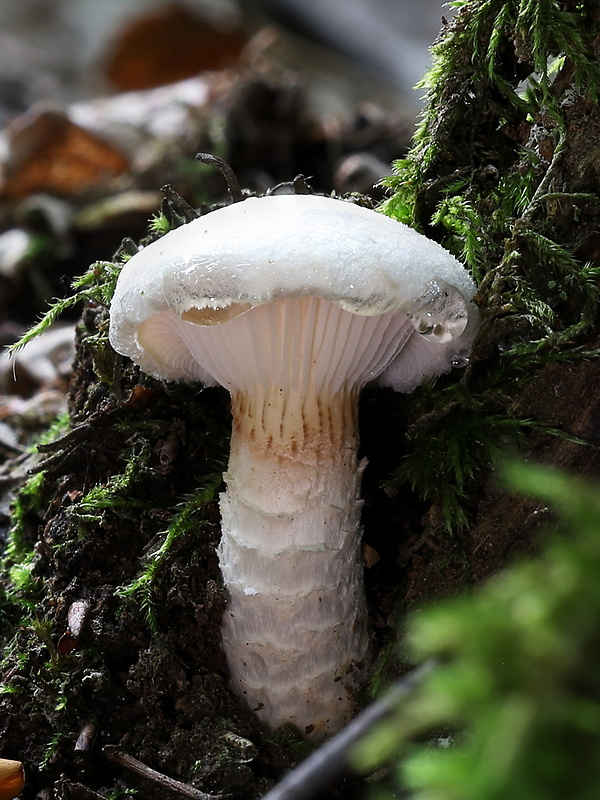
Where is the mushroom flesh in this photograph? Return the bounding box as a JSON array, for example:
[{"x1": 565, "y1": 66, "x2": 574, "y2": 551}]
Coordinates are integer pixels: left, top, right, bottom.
[{"x1": 109, "y1": 194, "x2": 479, "y2": 737}]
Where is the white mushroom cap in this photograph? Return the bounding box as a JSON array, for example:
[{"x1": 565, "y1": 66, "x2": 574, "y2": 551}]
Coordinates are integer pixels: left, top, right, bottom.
[{"x1": 108, "y1": 194, "x2": 478, "y2": 392}]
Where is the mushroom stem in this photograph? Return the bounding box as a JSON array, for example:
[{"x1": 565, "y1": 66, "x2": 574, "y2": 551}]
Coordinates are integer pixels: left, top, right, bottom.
[{"x1": 219, "y1": 386, "x2": 369, "y2": 736}]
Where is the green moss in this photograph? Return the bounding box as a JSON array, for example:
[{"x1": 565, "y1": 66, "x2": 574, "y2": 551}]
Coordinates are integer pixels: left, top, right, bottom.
[
  {"x1": 4, "y1": 471, "x2": 46, "y2": 565},
  {"x1": 383, "y1": 0, "x2": 600, "y2": 205},
  {"x1": 118, "y1": 477, "x2": 223, "y2": 634},
  {"x1": 149, "y1": 211, "x2": 172, "y2": 235},
  {"x1": 379, "y1": 0, "x2": 600, "y2": 531},
  {"x1": 40, "y1": 733, "x2": 63, "y2": 769},
  {"x1": 7, "y1": 260, "x2": 122, "y2": 357},
  {"x1": 355, "y1": 463, "x2": 600, "y2": 799},
  {"x1": 8, "y1": 557, "x2": 39, "y2": 602},
  {"x1": 67, "y1": 440, "x2": 154, "y2": 528}
]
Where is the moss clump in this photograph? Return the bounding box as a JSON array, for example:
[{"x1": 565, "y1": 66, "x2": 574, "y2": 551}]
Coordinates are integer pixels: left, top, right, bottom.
[
  {"x1": 118, "y1": 479, "x2": 224, "y2": 634},
  {"x1": 380, "y1": 0, "x2": 600, "y2": 530}
]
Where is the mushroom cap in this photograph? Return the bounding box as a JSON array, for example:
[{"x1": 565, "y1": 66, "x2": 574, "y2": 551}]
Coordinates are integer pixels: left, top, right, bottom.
[{"x1": 109, "y1": 194, "x2": 479, "y2": 391}]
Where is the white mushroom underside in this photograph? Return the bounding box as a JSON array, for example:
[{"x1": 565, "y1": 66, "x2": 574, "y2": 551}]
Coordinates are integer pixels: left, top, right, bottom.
[
  {"x1": 139, "y1": 296, "x2": 417, "y2": 735},
  {"x1": 109, "y1": 195, "x2": 479, "y2": 393},
  {"x1": 142, "y1": 296, "x2": 413, "y2": 393},
  {"x1": 134, "y1": 291, "x2": 462, "y2": 392}
]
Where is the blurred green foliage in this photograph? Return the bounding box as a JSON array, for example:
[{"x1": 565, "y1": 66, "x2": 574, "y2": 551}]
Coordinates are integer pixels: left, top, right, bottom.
[{"x1": 355, "y1": 461, "x2": 600, "y2": 799}]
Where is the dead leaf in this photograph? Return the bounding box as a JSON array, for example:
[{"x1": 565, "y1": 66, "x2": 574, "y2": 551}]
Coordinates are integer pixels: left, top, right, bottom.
[
  {"x1": 0, "y1": 107, "x2": 129, "y2": 199},
  {"x1": 104, "y1": 3, "x2": 248, "y2": 91}
]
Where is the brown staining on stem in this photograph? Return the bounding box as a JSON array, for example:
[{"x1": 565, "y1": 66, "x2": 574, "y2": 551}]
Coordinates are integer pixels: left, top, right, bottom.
[{"x1": 230, "y1": 387, "x2": 357, "y2": 467}]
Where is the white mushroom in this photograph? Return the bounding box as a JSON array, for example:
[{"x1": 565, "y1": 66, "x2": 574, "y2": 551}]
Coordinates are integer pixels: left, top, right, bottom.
[{"x1": 108, "y1": 193, "x2": 479, "y2": 737}]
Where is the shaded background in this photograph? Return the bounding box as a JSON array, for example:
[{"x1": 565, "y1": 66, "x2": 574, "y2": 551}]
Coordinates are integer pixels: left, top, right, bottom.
[{"x1": 0, "y1": 0, "x2": 452, "y2": 118}]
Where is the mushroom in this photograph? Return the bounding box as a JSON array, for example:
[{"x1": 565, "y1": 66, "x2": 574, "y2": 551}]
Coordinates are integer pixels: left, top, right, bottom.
[{"x1": 108, "y1": 193, "x2": 479, "y2": 737}]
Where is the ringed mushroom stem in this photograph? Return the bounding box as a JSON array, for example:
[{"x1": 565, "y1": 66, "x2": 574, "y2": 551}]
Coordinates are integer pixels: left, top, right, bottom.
[{"x1": 220, "y1": 387, "x2": 368, "y2": 736}]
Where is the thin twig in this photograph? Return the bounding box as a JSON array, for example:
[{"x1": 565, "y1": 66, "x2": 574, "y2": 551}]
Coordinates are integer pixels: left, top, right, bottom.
[
  {"x1": 161, "y1": 184, "x2": 201, "y2": 222},
  {"x1": 103, "y1": 746, "x2": 226, "y2": 800},
  {"x1": 196, "y1": 153, "x2": 244, "y2": 203},
  {"x1": 260, "y1": 659, "x2": 438, "y2": 800}
]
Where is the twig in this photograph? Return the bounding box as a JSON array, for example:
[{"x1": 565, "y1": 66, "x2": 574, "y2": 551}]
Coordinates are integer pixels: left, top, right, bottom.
[
  {"x1": 161, "y1": 184, "x2": 201, "y2": 223},
  {"x1": 196, "y1": 153, "x2": 244, "y2": 203},
  {"x1": 103, "y1": 745, "x2": 226, "y2": 800},
  {"x1": 260, "y1": 659, "x2": 438, "y2": 800}
]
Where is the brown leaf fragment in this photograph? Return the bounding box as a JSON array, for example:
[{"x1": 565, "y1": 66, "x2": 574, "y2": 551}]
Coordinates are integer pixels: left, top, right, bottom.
[
  {"x1": 0, "y1": 108, "x2": 129, "y2": 199},
  {"x1": 103, "y1": 4, "x2": 248, "y2": 92}
]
